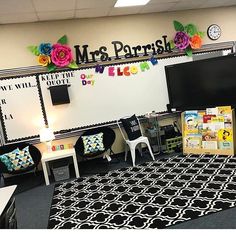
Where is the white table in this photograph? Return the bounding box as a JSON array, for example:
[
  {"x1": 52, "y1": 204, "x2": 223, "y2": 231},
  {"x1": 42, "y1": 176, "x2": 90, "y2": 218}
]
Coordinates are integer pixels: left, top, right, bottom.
[
  {"x1": 41, "y1": 148, "x2": 80, "y2": 185},
  {"x1": 0, "y1": 185, "x2": 17, "y2": 216}
]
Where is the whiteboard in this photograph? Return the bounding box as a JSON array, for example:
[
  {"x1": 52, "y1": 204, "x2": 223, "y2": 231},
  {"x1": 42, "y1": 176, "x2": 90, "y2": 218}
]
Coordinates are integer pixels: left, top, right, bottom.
[
  {"x1": 0, "y1": 76, "x2": 45, "y2": 142},
  {"x1": 38, "y1": 56, "x2": 192, "y2": 133}
]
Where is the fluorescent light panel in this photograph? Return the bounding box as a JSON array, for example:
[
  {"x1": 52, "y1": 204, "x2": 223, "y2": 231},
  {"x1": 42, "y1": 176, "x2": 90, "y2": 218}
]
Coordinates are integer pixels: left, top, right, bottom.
[{"x1": 115, "y1": 0, "x2": 150, "y2": 7}]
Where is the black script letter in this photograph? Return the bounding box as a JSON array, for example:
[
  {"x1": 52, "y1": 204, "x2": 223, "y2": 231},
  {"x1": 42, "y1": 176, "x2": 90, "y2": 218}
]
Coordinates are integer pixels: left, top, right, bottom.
[
  {"x1": 132, "y1": 45, "x2": 142, "y2": 57},
  {"x1": 74, "y1": 45, "x2": 89, "y2": 64},
  {"x1": 142, "y1": 44, "x2": 152, "y2": 56},
  {"x1": 155, "y1": 40, "x2": 164, "y2": 54},
  {"x1": 99, "y1": 46, "x2": 109, "y2": 61},
  {"x1": 124, "y1": 45, "x2": 133, "y2": 59},
  {"x1": 112, "y1": 41, "x2": 123, "y2": 60},
  {"x1": 163, "y1": 35, "x2": 172, "y2": 53}
]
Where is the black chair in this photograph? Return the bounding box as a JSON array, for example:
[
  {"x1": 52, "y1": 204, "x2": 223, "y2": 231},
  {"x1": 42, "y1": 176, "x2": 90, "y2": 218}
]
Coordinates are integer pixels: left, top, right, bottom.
[
  {"x1": 74, "y1": 127, "x2": 116, "y2": 159},
  {"x1": 0, "y1": 142, "x2": 42, "y2": 176}
]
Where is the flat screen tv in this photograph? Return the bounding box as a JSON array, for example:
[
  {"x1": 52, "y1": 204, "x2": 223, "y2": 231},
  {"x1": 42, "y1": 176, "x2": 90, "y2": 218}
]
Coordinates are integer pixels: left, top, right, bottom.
[
  {"x1": 49, "y1": 85, "x2": 70, "y2": 105},
  {"x1": 165, "y1": 54, "x2": 236, "y2": 111}
]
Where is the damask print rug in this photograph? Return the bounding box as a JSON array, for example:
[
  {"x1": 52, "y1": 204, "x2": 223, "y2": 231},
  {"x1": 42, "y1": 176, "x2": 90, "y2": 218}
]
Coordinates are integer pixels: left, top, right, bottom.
[{"x1": 48, "y1": 154, "x2": 236, "y2": 229}]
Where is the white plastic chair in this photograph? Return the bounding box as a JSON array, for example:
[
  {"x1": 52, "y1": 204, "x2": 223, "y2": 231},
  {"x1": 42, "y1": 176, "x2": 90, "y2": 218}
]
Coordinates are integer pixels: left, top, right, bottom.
[{"x1": 117, "y1": 115, "x2": 155, "y2": 167}]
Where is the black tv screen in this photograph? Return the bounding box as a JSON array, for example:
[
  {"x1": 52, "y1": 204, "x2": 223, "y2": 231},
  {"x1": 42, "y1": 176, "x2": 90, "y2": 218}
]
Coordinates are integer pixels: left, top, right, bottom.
[
  {"x1": 49, "y1": 85, "x2": 70, "y2": 105},
  {"x1": 165, "y1": 54, "x2": 236, "y2": 111}
]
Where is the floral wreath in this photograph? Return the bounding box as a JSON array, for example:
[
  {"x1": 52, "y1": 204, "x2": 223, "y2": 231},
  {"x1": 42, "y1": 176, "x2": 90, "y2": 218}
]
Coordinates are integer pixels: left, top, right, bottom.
[
  {"x1": 170, "y1": 20, "x2": 205, "y2": 56},
  {"x1": 28, "y1": 35, "x2": 78, "y2": 72}
]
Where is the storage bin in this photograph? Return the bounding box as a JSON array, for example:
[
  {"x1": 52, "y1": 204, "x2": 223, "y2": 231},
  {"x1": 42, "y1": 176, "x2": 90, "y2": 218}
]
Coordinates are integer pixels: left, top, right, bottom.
[
  {"x1": 51, "y1": 159, "x2": 70, "y2": 181},
  {"x1": 165, "y1": 136, "x2": 182, "y2": 153}
]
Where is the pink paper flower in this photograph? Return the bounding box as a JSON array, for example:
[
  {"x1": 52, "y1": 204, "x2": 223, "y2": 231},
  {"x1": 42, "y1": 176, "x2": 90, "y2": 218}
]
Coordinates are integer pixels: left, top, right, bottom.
[
  {"x1": 174, "y1": 31, "x2": 190, "y2": 50},
  {"x1": 51, "y1": 43, "x2": 73, "y2": 67}
]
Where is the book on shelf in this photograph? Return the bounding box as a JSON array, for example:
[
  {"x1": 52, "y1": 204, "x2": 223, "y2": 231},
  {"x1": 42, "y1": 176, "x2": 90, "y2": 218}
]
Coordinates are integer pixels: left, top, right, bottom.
[
  {"x1": 218, "y1": 128, "x2": 233, "y2": 142},
  {"x1": 202, "y1": 140, "x2": 218, "y2": 149},
  {"x1": 184, "y1": 134, "x2": 202, "y2": 149},
  {"x1": 203, "y1": 114, "x2": 216, "y2": 123},
  {"x1": 217, "y1": 106, "x2": 232, "y2": 115},
  {"x1": 219, "y1": 141, "x2": 233, "y2": 150}
]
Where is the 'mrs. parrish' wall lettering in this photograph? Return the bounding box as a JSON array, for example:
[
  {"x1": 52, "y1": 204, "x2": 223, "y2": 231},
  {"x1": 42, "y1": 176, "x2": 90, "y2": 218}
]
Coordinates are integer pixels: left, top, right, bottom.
[{"x1": 74, "y1": 35, "x2": 171, "y2": 64}]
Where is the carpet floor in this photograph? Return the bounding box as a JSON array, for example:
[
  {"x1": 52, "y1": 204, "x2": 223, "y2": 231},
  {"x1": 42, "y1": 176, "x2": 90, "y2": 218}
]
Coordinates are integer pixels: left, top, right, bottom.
[{"x1": 48, "y1": 154, "x2": 236, "y2": 229}]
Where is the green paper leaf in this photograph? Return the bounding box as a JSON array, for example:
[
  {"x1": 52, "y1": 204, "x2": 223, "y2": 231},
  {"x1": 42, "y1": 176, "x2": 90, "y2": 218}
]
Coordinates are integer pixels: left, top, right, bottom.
[
  {"x1": 184, "y1": 24, "x2": 197, "y2": 37},
  {"x1": 169, "y1": 40, "x2": 175, "y2": 50},
  {"x1": 27, "y1": 45, "x2": 39, "y2": 56},
  {"x1": 57, "y1": 35, "x2": 68, "y2": 44},
  {"x1": 47, "y1": 63, "x2": 57, "y2": 72},
  {"x1": 173, "y1": 20, "x2": 184, "y2": 31},
  {"x1": 185, "y1": 47, "x2": 193, "y2": 57},
  {"x1": 197, "y1": 31, "x2": 205, "y2": 38},
  {"x1": 68, "y1": 61, "x2": 78, "y2": 69}
]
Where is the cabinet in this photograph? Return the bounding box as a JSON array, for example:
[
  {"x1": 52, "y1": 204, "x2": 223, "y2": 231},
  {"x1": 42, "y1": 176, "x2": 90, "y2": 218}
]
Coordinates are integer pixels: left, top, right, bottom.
[
  {"x1": 145, "y1": 112, "x2": 182, "y2": 154},
  {"x1": 182, "y1": 108, "x2": 236, "y2": 156}
]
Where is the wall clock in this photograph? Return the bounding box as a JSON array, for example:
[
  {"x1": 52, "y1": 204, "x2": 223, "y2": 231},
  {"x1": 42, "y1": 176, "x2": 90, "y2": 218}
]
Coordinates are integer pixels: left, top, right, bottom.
[{"x1": 207, "y1": 24, "x2": 221, "y2": 40}]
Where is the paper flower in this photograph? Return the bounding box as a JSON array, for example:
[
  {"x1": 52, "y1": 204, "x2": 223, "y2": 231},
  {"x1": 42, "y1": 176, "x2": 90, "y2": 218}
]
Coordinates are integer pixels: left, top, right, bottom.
[
  {"x1": 38, "y1": 43, "x2": 52, "y2": 55},
  {"x1": 170, "y1": 20, "x2": 205, "y2": 56},
  {"x1": 37, "y1": 54, "x2": 51, "y2": 67},
  {"x1": 28, "y1": 35, "x2": 78, "y2": 72},
  {"x1": 51, "y1": 43, "x2": 72, "y2": 67},
  {"x1": 190, "y1": 34, "x2": 202, "y2": 49},
  {"x1": 174, "y1": 31, "x2": 190, "y2": 50}
]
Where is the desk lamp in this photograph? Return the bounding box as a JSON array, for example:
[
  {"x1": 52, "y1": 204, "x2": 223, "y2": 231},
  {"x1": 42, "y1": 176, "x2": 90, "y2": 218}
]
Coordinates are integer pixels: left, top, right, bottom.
[{"x1": 40, "y1": 126, "x2": 55, "y2": 152}]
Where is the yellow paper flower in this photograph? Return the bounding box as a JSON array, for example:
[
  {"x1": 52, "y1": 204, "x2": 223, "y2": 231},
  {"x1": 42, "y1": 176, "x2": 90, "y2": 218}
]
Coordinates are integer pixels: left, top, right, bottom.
[{"x1": 37, "y1": 54, "x2": 51, "y2": 66}]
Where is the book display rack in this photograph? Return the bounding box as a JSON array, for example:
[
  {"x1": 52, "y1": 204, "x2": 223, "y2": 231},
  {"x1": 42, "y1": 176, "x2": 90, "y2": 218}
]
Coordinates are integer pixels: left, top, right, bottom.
[{"x1": 182, "y1": 106, "x2": 236, "y2": 155}]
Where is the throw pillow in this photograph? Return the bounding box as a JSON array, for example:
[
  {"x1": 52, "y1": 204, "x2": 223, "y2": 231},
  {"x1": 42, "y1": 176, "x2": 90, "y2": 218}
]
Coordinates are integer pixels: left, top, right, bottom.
[
  {"x1": 0, "y1": 149, "x2": 19, "y2": 171},
  {"x1": 7, "y1": 146, "x2": 35, "y2": 171},
  {"x1": 120, "y1": 114, "x2": 142, "y2": 140},
  {"x1": 82, "y1": 132, "x2": 105, "y2": 155}
]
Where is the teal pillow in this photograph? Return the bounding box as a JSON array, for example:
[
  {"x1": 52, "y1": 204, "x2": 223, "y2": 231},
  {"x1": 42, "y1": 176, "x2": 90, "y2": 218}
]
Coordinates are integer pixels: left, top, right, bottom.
[
  {"x1": 8, "y1": 146, "x2": 34, "y2": 171},
  {"x1": 0, "y1": 148, "x2": 19, "y2": 171},
  {"x1": 82, "y1": 132, "x2": 105, "y2": 155}
]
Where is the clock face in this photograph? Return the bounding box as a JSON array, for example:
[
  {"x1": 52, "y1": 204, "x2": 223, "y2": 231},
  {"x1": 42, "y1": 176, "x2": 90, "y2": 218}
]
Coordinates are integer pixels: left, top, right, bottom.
[{"x1": 207, "y1": 24, "x2": 221, "y2": 40}]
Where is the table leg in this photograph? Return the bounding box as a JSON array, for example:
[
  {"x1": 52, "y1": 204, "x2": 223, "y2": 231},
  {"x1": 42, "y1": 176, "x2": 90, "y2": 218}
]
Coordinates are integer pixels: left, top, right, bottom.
[
  {"x1": 42, "y1": 160, "x2": 50, "y2": 185},
  {"x1": 72, "y1": 154, "x2": 80, "y2": 178}
]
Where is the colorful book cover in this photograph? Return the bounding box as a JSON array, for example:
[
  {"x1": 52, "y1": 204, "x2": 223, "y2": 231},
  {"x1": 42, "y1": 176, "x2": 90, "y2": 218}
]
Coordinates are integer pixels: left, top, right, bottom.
[
  {"x1": 206, "y1": 107, "x2": 218, "y2": 115},
  {"x1": 184, "y1": 134, "x2": 202, "y2": 149},
  {"x1": 218, "y1": 129, "x2": 233, "y2": 142},
  {"x1": 184, "y1": 110, "x2": 199, "y2": 132},
  {"x1": 217, "y1": 106, "x2": 231, "y2": 115},
  {"x1": 211, "y1": 116, "x2": 225, "y2": 123},
  {"x1": 203, "y1": 114, "x2": 216, "y2": 123},
  {"x1": 218, "y1": 141, "x2": 233, "y2": 150},
  {"x1": 202, "y1": 130, "x2": 217, "y2": 141},
  {"x1": 202, "y1": 122, "x2": 224, "y2": 131},
  {"x1": 202, "y1": 141, "x2": 218, "y2": 149}
]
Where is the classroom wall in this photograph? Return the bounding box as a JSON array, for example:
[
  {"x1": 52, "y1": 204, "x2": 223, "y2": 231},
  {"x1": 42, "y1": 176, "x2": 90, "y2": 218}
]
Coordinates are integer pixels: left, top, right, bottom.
[{"x1": 1, "y1": 6, "x2": 236, "y2": 155}]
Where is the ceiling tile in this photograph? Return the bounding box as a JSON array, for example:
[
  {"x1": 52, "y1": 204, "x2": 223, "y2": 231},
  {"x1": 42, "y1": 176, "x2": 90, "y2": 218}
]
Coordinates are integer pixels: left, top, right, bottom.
[
  {"x1": 199, "y1": 0, "x2": 236, "y2": 8},
  {"x1": 140, "y1": 3, "x2": 178, "y2": 13},
  {"x1": 0, "y1": 0, "x2": 35, "y2": 14},
  {"x1": 33, "y1": 0, "x2": 76, "y2": 12},
  {"x1": 109, "y1": 6, "x2": 143, "y2": 16},
  {"x1": 169, "y1": 0, "x2": 207, "y2": 11},
  {"x1": 37, "y1": 10, "x2": 75, "y2": 21},
  {"x1": 76, "y1": 0, "x2": 117, "y2": 9},
  {"x1": 0, "y1": 13, "x2": 38, "y2": 24},
  {"x1": 75, "y1": 8, "x2": 110, "y2": 18}
]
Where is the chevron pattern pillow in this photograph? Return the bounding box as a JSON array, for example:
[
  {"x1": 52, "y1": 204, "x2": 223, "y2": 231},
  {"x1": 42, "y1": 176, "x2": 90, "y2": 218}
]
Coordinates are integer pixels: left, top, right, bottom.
[
  {"x1": 82, "y1": 132, "x2": 105, "y2": 155},
  {"x1": 0, "y1": 149, "x2": 19, "y2": 171},
  {"x1": 7, "y1": 146, "x2": 35, "y2": 171}
]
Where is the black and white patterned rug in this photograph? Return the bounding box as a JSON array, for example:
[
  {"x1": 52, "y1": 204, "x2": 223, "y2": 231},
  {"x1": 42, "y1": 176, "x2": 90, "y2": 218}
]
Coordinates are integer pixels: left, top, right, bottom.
[{"x1": 48, "y1": 154, "x2": 236, "y2": 229}]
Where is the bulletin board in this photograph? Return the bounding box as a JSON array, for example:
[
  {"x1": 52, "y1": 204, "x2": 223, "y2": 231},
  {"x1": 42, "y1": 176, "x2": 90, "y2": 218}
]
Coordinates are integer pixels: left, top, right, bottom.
[
  {"x1": 0, "y1": 55, "x2": 195, "y2": 143},
  {"x1": 0, "y1": 75, "x2": 45, "y2": 142}
]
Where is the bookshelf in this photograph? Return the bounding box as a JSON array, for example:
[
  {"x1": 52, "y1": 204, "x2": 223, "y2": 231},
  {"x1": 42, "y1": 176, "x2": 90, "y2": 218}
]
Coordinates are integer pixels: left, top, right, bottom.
[{"x1": 182, "y1": 107, "x2": 236, "y2": 156}]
